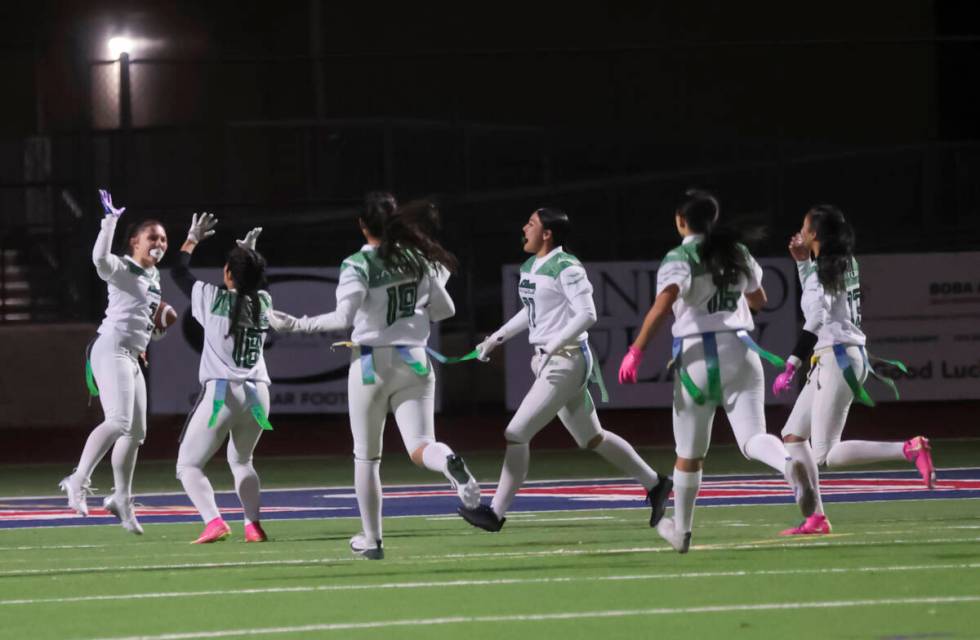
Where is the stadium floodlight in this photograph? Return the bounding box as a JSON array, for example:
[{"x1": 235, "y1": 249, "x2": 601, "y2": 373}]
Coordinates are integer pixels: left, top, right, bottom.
[{"x1": 107, "y1": 37, "x2": 134, "y2": 59}]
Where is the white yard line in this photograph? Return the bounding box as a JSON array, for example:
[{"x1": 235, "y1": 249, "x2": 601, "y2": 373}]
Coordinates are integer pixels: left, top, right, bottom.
[
  {"x1": 1, "y1": 562, "x2": 977, "y2": 607},
  {"x1": 81, "y1": 595, "x2": 980, "y2": 640},
  {"x1": 1, "y1": 536, "x2": 978, "y2": 578}
]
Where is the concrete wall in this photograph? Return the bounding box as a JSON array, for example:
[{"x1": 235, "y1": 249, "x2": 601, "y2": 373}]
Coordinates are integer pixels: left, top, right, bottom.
[{"x1": 0, "y1": 324, "x2": 104, "y2": 428}]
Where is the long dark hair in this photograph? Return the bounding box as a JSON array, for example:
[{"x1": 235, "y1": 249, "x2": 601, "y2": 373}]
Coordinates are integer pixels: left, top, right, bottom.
[
  {"x1": 361, "y1": 193, "x2": 458, "y2": 280},
  {"x1": 124, "y1": 219, "x2": 164, "y2": 256},
  {"x1": 225, "y1": 246, "x2": 268, "y2": 338},
  {"x1": 535, "y1": 207, "x2": 571, "y2": 249},
  {"x1": 677, "y1": 189, "x2": 755, "y2": 290},
  {"x1": 808, "y1": 204, "x2": 855, "y2": 293}
]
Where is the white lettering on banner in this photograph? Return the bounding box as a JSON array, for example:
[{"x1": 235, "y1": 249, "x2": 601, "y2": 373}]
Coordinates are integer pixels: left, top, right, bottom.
[
  {"x1": 149, "y1": 267, "x2": 440, "y2": 415},
  {"x1": 860, "y1": 252, "x2": 980, "y2": 402},
  {"x1": 502, "y1": 260, "x2": 798, "y2": 410}
]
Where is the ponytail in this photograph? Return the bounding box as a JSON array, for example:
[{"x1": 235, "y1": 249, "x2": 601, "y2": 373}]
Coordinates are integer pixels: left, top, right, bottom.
[
  {"x1": 808, "y1": 204, "x2": 855, "y2": 293},
  {"x1": 677, "y1": 189, "x2": 759, "y2": 290},
  {"x1": 377, "y1": 199, "x2": 458, "y2": 280},
  {"x1": 225, "y1": 246, "x2": 268, "y2": 338}
]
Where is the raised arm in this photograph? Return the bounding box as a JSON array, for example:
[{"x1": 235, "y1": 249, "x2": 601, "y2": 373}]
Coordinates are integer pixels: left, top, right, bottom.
[{"x1": 91, "y1": 189, "x2": 128, "y2": 281}]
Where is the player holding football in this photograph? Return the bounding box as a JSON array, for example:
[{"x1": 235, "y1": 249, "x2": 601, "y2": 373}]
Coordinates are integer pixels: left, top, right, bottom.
[
  {"x1": 172, "y1": 213, "x2": 275, "y2": 544},
  {"x1": 457, "y1": 207, "x2": 671, "y2": 534},
  {"x1": 774, "y1": 205, "x2": 936, "y2": 535},
  {"x1": 60, "y1": 189, "x2": 169, "y2": 534},
  {"x1": 270, "y1": 194, "x2": 480, "y2": 559},
  {"x1": 618, "y1": 189, "x2": 816, "y2": 553}
]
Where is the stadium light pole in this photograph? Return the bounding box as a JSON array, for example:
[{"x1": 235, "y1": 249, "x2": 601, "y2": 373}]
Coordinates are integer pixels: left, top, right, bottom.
[{"x1": 108, "y1": 37, "x2": 133, "y2": 130}]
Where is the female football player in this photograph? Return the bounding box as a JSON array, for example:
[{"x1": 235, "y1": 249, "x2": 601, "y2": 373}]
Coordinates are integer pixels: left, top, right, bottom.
[
  {"x1": 774, "y1": 205, "x2": 935, "y2": 535},
  {"x1": 60, "y1": 189, "x2": 168, "y2": 535},
  {"x1": 172, "y1": 214, "x2": 274, "y2": 544},
  {"x1": 270, "y1": 194, "x2": 480, "y2": 559},
  {"x1": 618, "y1": 189, "x2": 815, "y2": 553},
  {"x1": 457, "y1": 207, "x2": 671, "y2": 535}
]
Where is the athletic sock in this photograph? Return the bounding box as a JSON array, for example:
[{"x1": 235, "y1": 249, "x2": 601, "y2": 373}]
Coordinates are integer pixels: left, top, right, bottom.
[
  {"x1": 744, "y1": 433, "x2": 792, "y2": 474},
  {"x1": 179, "y1": 467, "x2": 221, "y2": 523},
  {"x1": 490, "y1": 443, "x2": 529, "y2": 518},
  {"x1": 672, "y1": 469, "x2": 701, "y2": 534},
  {"x1": 593, "y1": 431, "x2": 659, "y2": 490},
  {"x1": 785, "y1": 440, "x2": 824, "y2": 514},
  {"x1": 354, "y1": 458, "x2": 383, "y2": 544},
  {"x1": 420, "y1": 441, "x2": 454, "y2": 475},
  {"x1": 826, "y1": 440, "x2": 905, "y2": 467},
  {"x1": 74, "y1": 422, "x2": 121, "y2": 482},
  {"x1": 109, "y1": 435, "x2": 139, "y2": 500},
  {"x1": 230, "y1": 461, "x2": 261, "y2": 525}
]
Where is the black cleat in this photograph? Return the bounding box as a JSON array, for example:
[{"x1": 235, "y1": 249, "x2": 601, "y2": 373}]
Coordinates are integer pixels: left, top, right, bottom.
[
  {"x1": 647, "y1": 475, "x2": 674, "y2": 528},
  {"x1": 457, "y1": 503, "x2": 506, "y2": 532}
]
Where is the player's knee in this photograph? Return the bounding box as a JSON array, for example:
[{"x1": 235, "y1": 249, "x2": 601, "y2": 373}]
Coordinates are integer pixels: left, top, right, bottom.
[
  {"x1": 585, "y1": 433, "x2": 605, "y2": 450},
  {"x1": 675, "y1": 457, "x2": 704, "y2": 472},
  {"x1": 409, "y1": 445, "x2": 426, "y2": 467},
  {"x1": 503, "y1": 428, "x2": 529, "y2": 446}
]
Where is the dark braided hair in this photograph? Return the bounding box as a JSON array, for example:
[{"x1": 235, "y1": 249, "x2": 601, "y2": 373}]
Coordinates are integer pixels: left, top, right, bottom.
[
  {"x1": 360, "y1": 193, "x2": 458, "y2": 280},
  {"x1": 677, "y1": 188, "x2": 758, "y2": 290},
  {"x1": 808, "y1": 204, "x2": 855, "y2": 294},
  {"x1": 225, "y1": 246, "x2": 269, "y2": 338}
]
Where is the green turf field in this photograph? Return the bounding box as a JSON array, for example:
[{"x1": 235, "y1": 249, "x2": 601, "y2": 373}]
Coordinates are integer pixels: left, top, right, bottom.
[{"x1": 2, "y1": 442, "x2": 979, "y2": 640}]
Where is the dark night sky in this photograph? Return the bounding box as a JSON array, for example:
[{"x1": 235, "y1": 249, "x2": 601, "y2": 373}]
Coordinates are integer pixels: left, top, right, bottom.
[{"x1": 2, "y1": 1, "x2": 977, "y2": 141}]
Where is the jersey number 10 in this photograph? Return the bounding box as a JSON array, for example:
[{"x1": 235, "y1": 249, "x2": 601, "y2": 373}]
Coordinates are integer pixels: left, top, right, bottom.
[{"x1": 386, "y1": 283, "x2": 418, "y2": 326}]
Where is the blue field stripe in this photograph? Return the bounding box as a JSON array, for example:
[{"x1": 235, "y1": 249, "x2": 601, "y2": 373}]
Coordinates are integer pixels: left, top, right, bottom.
[{"x1": 1, "y1": 468, "x2": 977, "y2": 530}]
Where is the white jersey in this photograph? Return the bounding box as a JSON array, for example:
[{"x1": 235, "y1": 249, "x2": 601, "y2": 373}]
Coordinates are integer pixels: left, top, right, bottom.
[
  {"x1": 342, "y1": 245, "x2": 452, "y2": 347},
  {"x1": 517, "y1": 247, "x2": 594, "y2": 347},
  {"x1": 93, "y1": 216, "x2": 162, "y2": 353},
  {"x1": 191, "y1": 281, "x2": 271, "y2": 384},
  {"x1": 797, "y1": 257, "x2": 866, "y2": 350},
  {"x1": 657, "y1": 235, "x2": 762, "y2": 338}
]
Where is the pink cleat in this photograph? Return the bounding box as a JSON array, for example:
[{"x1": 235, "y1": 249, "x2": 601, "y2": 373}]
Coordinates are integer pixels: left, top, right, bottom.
[
  {"x1": 244, "y1": 522, "x2": 268, "y2": 543},
  {"x1": 780, "y1": 513, "x2": 832, "y2": 536},
  {"x1": 192, "y1": 517, "x2": 231, "y2": 544},
  {"x1": 903, "y1": 436, "x2": 936, "y2": 489}
]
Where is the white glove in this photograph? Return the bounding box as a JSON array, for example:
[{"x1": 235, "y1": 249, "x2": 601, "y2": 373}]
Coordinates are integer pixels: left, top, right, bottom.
[
  {"x1": 268, "y1": 309, "x2": 300, "y2": 332},
  {"x1": 98, "y1": 189, "x2": 126, "y2": 218},
  {"x1": 187, "y1": 212, "x2": 217, "y2": 243},
  {"x1": 476, "y1": 331, "x2": 506, "y2": 362},
  {"x1": 236, "y1": 227, "x2": 262, "y2": 251}
]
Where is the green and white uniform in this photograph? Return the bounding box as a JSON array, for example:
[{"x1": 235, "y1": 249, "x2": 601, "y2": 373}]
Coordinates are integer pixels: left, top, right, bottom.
[
  {"x1": 176, "y1": 281, "x2": 273, "y2": 526},
  {"x1": 69, "y1": 215, "x2": 159, "y2": 499},
  {"x1": 488, "y1": 246, "x2": 660, "y2": 519},
  {"x1": 278, "y1": 243, "x2": 465, "y2": 548},
  {"x1": 657, "y1": 235, "x2": 773, "y2": 461},
  {"x1": 782, "y1": 257, "x2": 870, "y2": 464}
]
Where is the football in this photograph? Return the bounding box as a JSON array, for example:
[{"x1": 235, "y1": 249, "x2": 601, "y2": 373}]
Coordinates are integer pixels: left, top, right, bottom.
[{"x1": 151, "y1": 300, "x2": 178, "y2": 340}]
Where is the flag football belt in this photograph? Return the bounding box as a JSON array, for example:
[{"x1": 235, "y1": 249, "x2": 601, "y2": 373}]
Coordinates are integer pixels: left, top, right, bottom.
[
  {"x1": 208, "y1": 379, "x2": 273, "y2": 431},
  {"x1": 670, "y1": 330, "x2": 785, "y2": 406},
  {"x1": 812, "y1": 345, "x2": 908, "y2": 408},
  {"x1": 333, "y1": 342, "x2": 434, "y2": 385},
  {"x1": 533, "y1": 340, "x2": 609, "y2": 403},
  {"x1": 83, "y1": 337, "x2": 144, "y2": 402}
]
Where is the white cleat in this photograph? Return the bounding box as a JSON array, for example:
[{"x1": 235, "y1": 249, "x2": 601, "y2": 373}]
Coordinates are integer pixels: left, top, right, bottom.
[
  {"x1": 784, "y1": 459, "x2": 817, "y2": 518},
  {"x1": 655, "y1": 516, "x2": 691, "y2": 554},
  {"x1": 59, "y1": 475, "x2": 91, "y2": 517},
  {"x1": 103, "y1": 494, "x2": 144, "y2": 535},
  {"x1": 349, "y1": 532, "x2": 384, "y2": 560},
  {"x1": 445, "y1": 454, "x2": 481, "y2": 510}
]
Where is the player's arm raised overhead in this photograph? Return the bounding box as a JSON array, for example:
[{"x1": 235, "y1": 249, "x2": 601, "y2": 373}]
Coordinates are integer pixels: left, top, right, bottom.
[
  {"x1": 91, "y1": 189, "x2": 129, "y2": 280},
  {"x1": 172, "y1": 212, "x2": 219, "y2": 299}
]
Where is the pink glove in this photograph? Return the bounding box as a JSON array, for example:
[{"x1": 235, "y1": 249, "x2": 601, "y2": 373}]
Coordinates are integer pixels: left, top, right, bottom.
[
  {"x1": 618, "y1": 346, "x2": 644, "y2": 384},
  {"x1": 772, "y1": 359, "x2": 798, "y2": 395}
]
